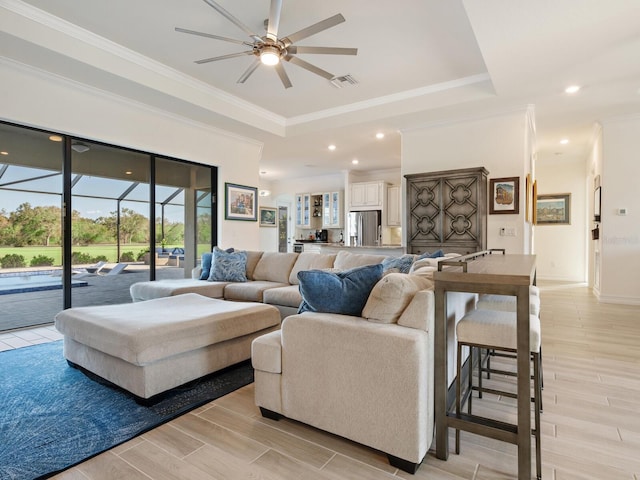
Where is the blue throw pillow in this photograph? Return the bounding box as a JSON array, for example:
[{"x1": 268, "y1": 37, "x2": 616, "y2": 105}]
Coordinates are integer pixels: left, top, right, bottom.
[
  {"x1": 199, "y1": 248, "x2": 234, "y2": 280},
  {"x1": 208, "y1": 247, "x2": 246, "y2": 282},
  {"x1": 418, "y1": 249, "x2": 445, "y2": 259},
  {"x1": 382, "y1": 254, "x2": 415, "y2": 274},
  {"x1": 297, "y1": 263, "x2": 384, "y2": 316},
  {"x1": 199, "y1": 252, "x2": 213, "y2": 280}
]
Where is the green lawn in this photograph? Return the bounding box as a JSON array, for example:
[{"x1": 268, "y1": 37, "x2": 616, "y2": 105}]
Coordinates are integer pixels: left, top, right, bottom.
[
  {"x1": 0, "y1": 244, "x2": 210, "y2": 268},
  {"x1": 0, "y1": 245, "x2": 150, "y2": 267}
]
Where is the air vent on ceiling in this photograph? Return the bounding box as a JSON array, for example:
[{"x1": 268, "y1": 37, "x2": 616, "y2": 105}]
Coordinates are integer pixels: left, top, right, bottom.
[{"x1": 330, "y1": 75, "x2": 359, "y2": 88}]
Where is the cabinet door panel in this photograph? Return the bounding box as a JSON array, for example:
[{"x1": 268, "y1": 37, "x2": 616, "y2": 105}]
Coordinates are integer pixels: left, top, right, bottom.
[{"x1": 405, "y1": 167, "x2": 487, "y2": 254}]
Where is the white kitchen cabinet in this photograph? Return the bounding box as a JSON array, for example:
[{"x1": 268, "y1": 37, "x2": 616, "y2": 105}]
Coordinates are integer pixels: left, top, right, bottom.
[
  {"x1": 295, "y1": 193, "x2": 311, "y2": 228},
  {"x1": 322, "y1": 191, "x2": 343, "y2": 228},
  {"x1": 350, "y1": 181, "x2": 383, "y2": 209},
  {"x1": 386, "y1": 184, "x2": 401, "y2": 226}
]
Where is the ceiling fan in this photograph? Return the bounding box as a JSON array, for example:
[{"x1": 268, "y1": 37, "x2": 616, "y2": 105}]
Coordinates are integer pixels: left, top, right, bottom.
[{"x1": 176, "y1": 0, "x2": 357, "y2": 89}]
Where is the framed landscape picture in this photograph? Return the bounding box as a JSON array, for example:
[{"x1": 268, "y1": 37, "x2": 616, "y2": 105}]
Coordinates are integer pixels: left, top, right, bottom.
[
  {"x1": 225, "y1": 182, "x2": 257, "y2": 221},
  {"x1": 489, "y1": 177, "x2": 519, "y2": 214},
  {"x1": 259, "y1": 206, "x2": 277, "y2": 227},
  {"x1": 536, "y1": 193, "x2": 571, "y2": 225}
]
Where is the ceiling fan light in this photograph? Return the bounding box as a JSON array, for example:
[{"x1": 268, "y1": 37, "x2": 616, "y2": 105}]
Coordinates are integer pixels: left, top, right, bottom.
[{"x1": 260, "y1": 46, "x2": 280, "y2": 66}]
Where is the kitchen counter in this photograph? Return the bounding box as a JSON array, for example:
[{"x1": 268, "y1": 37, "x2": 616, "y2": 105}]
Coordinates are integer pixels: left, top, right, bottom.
[{"x1": 320, "y1": 244, "x2": 405, "y2": 257}]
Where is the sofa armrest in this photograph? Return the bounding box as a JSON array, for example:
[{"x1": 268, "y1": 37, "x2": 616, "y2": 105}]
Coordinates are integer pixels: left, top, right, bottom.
[
  {"x1": 191, "y1": 267, "x2": 202, "y2": 279},
  {"x1": 279, "y1": 312, "x2": 433, "y2": 464}
]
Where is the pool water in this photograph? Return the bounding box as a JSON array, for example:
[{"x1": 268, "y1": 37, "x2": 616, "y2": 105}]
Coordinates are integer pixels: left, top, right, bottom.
[{"x1": 0, "y1": 274, "x2": 88, "y2": 295}]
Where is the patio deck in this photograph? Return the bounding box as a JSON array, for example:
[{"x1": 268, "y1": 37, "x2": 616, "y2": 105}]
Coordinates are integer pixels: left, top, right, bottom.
[{"x1": 0, "y1": 266, "x2": 186, "y2": 332}]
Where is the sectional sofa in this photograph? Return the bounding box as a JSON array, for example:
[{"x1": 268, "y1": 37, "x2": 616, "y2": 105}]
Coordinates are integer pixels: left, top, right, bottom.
[
  {"x1": 130, "y1": 249, "x2": 390, "y2": 318},
  {"x1": 129, "y1": 247, "x2": 475, "y2": 473}
]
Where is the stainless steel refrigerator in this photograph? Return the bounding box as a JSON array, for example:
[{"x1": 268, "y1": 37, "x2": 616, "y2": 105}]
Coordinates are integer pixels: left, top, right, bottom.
[{"x1": 348, "y1": 210, "x2": 381, "y2": 246}]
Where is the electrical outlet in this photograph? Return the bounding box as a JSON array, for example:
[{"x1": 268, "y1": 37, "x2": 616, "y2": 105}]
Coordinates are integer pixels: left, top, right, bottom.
[{"x1": 506, "y1": 227, "x2": 516, "y2": 236}]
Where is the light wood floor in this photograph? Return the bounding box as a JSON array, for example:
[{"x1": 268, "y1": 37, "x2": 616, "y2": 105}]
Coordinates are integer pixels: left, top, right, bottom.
[{"x1": 47, "y1": 282, "x2": 640, "y2": 480}]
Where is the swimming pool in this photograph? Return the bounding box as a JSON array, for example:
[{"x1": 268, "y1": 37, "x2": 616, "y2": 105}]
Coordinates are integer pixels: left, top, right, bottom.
[{"x1": 0, "y1": 272, "x2": 88, "y2": 295}]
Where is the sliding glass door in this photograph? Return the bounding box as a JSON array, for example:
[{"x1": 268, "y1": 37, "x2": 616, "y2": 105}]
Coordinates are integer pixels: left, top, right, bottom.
[
  {"x1": 70, "y1": 141, "x2": 151, "y2": 307},
  {"x1": 0, "y1": 124, "x2": 64, "y2": 330},
  {"x1": 0, "y1": 121, "x2": 217, "y2": 330}
]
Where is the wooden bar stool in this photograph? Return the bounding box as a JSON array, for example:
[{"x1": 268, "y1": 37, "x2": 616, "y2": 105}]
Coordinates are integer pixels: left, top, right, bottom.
[{"x1": 455, "y1": 309, "x2": 542, "y2": 480}]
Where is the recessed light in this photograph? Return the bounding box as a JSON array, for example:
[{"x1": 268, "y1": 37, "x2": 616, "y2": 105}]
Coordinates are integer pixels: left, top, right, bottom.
[
  {"x1": 565, "y1": 85, "x2": 581, "y2": 94},
  {"x1": 49, "y1": 135, "x2": 63, "y2": 142},
  {"x1": 376, "y1": 132, "x2": 384, "y2": 139},
  {"x1": 560, "y1": 139, "x2": 569, "y2": 145},
  {"x1": 125, "y1": 171, "x2": 133, "y2": 175},
  {"x1": 0, "y1": 151, "x2": 8, "y2": 156},
  {"x1": 352, "y1": 159, "x2": 359, "y2": 165},
  {"x1": 328, "y1": 144, "x2": 336, "y2": 151}
]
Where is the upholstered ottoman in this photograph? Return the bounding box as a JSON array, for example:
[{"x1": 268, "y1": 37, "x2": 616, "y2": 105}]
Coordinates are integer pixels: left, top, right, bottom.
[{"x1": 55, "y1": 293, "x2": 280, "y2": 401}]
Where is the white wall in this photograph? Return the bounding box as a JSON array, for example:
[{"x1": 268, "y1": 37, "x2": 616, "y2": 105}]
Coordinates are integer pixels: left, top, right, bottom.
[
  {"x1": 401, "y1": 107, "x2": 532, "y2": 254},
  {"x1": 0, "y1": 60, "x2": 263, "y2": 251},
  {"x1": 599, "y1": 114, "x2": 640, "y2": 304},
  {"x1": 534, "y1": 156, "x2": 588, "y2": 282}
]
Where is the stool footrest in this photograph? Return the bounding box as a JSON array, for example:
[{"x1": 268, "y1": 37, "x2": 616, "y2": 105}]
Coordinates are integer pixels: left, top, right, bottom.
[{"x1": 447, "y1": 412, "x2": 518, "y2": 444}]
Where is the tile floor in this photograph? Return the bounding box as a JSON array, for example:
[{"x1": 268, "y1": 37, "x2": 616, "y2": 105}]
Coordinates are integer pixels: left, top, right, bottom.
[{"x1": 0, "y1": 324, "x2": 63, "y2": 351}]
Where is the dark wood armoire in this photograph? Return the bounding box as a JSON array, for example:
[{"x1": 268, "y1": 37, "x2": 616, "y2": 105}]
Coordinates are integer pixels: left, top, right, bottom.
[{"x1": 404, "y1": 167, "x2": 488, "y2": 255}]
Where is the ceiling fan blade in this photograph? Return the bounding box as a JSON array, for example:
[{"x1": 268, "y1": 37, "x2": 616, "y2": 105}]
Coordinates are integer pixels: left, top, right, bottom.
[
  {"x1": 195, "y1": 51, "x2": 254, "y2": 64},
  {"x1": 266, "y1": 0, "x2": 283, "y2": 41},
  {"x1": 287, "y1": 46, "x2": 357, "y2": 56},
  {"x1": 282, "y1": 13, "x2": 345, "y2": 46},
  {"x1": 237, "y1": 59, "x2": 261, "y2": 83},
  {"x1": 285, "y1": 55, "x2": 334, "y2": 80},
  {"x1": 201, "y1": 0, "x2": 262, "y2": 42},
  {"x1": 175, "y1": 27, "x2": 253, "y2": 46},
  {"x1": 274, "y1": 62, "x2": 292, "y2": 89}
]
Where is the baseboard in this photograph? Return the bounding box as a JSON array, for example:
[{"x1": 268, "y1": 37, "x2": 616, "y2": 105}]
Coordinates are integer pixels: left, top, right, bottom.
[{"x1": 597, "y1": 294, "x2": 640, "y2": 306}]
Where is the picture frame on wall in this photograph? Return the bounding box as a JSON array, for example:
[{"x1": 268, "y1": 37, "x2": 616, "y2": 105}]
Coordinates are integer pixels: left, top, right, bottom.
[
  {"x1": 489, "y1": 177, "x2": 519, "y2": 214},
  {"x1": 259, "y1": 206, "x2": 277, "y2": 227},
  {"x1": 525, "y1": 174, "x2": 532, "y2": 222},
  {"x1": 594, "y1": 186, "x2": 601, "y2": 222},
  {"x1": 225, "y1": 182, "x2": 257, "y2": 221},
  {"x1": 536, "y1": 193, "x2": 571, "y2": 225}
]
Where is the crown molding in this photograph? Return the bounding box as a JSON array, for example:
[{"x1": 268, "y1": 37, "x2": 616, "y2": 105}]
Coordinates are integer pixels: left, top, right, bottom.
[
  {"x1": 0, "y1": 56, "x2": 265, "y2": 147},
  {"x1": 399, "y1": 103, "x2": 530, "y2": 134},
  {"x1": 286, "y1": 73, "x2": 492, "y2": 127},
  {"x1": 1, "y1": 0, "x2": 286, "y2": 129}
]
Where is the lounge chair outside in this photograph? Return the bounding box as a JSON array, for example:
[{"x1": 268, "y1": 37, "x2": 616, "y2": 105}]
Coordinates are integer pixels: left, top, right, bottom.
[{"x1": 101, "y1": 263, "x2": 128, "y2": 276}]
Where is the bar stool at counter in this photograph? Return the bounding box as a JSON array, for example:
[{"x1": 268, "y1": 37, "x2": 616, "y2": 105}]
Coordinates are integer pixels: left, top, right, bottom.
[
  {"x1": 455, "y1": 309, "x2": 542, "y2": 480},
  {"x1": 476, "y1": 286, "x2": 543, "y2": 395}
]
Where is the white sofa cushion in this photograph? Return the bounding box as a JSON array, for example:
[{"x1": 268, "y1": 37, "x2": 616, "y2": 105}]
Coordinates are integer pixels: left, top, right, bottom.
[
  {"x1": 130, "y1": 279, "x2": 227, "y2": 302},
  {"x1": 253, "y1": 252, "x2": 299, "y2": 283},
  {"x1": 245, "y1": 251, "x2": 264, "y2": 280},
  {"x1": 55, "y1": 294, "x2": 280, "y2": 365},
  {"x1": 251, "y1": 330, "x2": 282, "y2": 374},
  {"x1": 288, "y1": 252, "x2": 336, "y2": 285},
  {"x1": 362, "y1": 273, "x2": 433, "y2": 324},
  {"x1": 262, "y1": 285, "x2": 302, "y2": 308},
  {"x1": 223, "y1": 281, "x2": 288, "y2": 302},
  {"x1": 334, "y1": 250, "x2": 386, "y2": 270}
]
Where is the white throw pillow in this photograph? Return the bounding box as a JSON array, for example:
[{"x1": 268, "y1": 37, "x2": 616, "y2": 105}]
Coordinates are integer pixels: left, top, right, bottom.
[{"x1": 362, "y1": 273, "x2": 434, "y2": 324}]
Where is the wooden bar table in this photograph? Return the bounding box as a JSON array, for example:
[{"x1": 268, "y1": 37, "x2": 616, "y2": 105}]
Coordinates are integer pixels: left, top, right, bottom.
[{"x1": 434, "y1": 251, "x2": 537, "y2": 480}]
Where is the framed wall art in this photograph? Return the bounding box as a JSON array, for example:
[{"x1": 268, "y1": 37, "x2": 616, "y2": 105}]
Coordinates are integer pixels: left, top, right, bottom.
[
  {"x1": 225, "y1": 182, "x2": 257, "y2": 221},
  {"x1": 594, "y1": 186, "x2": 601, "y2": 222},
  {"x1": 536, "y1": 193, "x2": 571, "y2": 225},
  {"x1": 525, "y1": 174, "x2": 532, "y2": 222},
  {"x1": 259, "y1": 206, "x2": 277, "y2": 227},
  {"x1": 489, "y1": 177, "x2": 519, "y2": 214}
]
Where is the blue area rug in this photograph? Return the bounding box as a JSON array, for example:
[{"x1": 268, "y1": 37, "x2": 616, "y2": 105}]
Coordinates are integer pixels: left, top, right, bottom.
[{"x1": 0, "y1": 340, "x2": 253, "y2": 480}]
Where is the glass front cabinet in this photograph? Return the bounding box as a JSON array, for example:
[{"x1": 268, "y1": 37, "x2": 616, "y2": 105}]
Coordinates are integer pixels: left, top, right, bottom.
[
  {"x1": 322, "y1": 191, "x2": 343, "y2": 228},
  {"x1": 295, "y1": 193, "x2": 311, "y2": 228}
]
